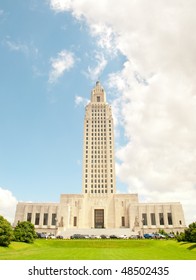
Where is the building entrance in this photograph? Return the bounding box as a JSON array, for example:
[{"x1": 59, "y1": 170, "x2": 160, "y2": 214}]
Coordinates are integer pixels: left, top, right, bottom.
[{"x1": 94, "y1": 209, "x2": 104, "y2": 228}]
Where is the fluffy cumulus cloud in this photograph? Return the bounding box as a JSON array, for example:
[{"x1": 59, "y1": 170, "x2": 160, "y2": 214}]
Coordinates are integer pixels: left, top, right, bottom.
[
  {"x1": 48, "y1": 50, "x2": 75, "y2": 84},
  {"x1": 50, "y1": 0, "x2": 196, "y2": 224},
  {"x1": 0, "y1": 187, "x2": 17, "y2": 224},
  {"x1": 74, "y1": 95, "x2": 89, "y2": 107}
]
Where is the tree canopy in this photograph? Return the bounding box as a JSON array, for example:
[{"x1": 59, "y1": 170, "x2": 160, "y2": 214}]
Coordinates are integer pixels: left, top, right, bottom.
[
  {"x1": 14, "y1": 221, "x2": 37, "y2": 243},
  {"x1": 0, "y1": 215, "x2": 13, "y2": 247}
]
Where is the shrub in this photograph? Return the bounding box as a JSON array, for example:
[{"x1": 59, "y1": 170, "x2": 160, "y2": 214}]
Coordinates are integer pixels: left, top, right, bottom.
[
  {"x1": 176, "y1": 222, "x2": 196, "y2": 243},
  {"x1": 0, "y1": 215, "x2": 13, "y2": 247},
  {"x1": 14, "y1": 221, "x2": 37, "y2": 243},
  {"x1": 184, "y1": 222, "x2": 196, "y2": 243}
]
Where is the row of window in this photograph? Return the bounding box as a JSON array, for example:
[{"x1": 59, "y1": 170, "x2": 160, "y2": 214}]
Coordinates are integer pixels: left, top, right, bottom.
[
  {"x1": 85, "y1": 189, "x2": 113, "y2": 194},
  {"x1": 85, "y1": 181, "x2": 114, "y2": 186},
  {"x1": 87, "y1": 135, "x2": 112, "y2": 139},
  {"x1": 88, "y1": 172, "x2": 113, "y2": 176},
  {"x1": 85, "y1": 185, "x2": 113, "y2": 189},
  {"x1": 86, "y1": 119, "x2": 111, "y2": 122},
  {"x1": 141, "y1": 212, "x2": 173, "y2": 226},
  {"x1": 27, "y1": 213, "x2": 57, "y2": 226},
  {"x1": 85, "y1": 149, "x2": 112, "y2": 153},
  {"x1": 91, "y1": 108, "x2": 107, "y2": 112},
  {"x1": 85, "y1": 164, "x2": 112, "y2": 169},
  {"x1": 88, "y1": 172, "x2": 113, "y2": 177},
  {"x1": 85, "y1": 145, "x2": 112, "y2": 150}
]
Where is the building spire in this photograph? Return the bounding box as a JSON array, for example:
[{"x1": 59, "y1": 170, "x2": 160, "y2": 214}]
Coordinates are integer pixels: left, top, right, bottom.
[{"x1": 91, "y1": 81, "x2": 106, "y2": 103}]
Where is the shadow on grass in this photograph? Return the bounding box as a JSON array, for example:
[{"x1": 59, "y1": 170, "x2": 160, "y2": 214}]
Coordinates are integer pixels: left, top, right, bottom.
[
  {"x1": 187, "y1": 244, "x2": 196, "y2": 250},
  {"x1": 179, "y1": 242, "x2": 196, "y2": 250}
]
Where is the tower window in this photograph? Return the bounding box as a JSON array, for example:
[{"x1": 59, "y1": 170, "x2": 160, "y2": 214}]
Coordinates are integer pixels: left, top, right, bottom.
[
  {"x1": 121, "y1": 216, "x2": 125, "y2": 227},
  {"x1": 97, "y1": 96, "x2": 100, "y2": 102},
  {"x1": 73, "y1": 216, "x2": 77, "y2": 226}
]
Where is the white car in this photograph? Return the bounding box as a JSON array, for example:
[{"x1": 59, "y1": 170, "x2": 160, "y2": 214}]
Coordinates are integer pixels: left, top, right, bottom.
[
  {"x1": 47, "y1": 233, "x2": 56, "y2": 239},
  {"x1": 119, "y1": 235, "x2": 128, "y2": 239}
]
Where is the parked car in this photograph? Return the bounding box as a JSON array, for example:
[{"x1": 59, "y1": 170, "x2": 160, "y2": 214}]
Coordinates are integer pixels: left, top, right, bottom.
[
  {"x1": 109, "y1": 234, "x2": 118, "y2": 239},
  {"x1": 129, "y1": 235, "x2": 140, "y2": 239},
  {"x1": 154, "y1": 233, "x2": 166, "y2": 239},
  {"x1": 56, "y1": 235, "x2": 64, "y2": 239},
  {"x1": 48, "y1": 233, "x2": 56, "y2": 239},
  {"x1": 119, "y1": 235, "x2": 128, "y2": 239},
  {"x1": 90, "y1": 235, "x2": 101, "y2": 239},
  {"x1": 143, "y1": 233, "x2": 155, "y2": 239},
  {"x1": 167, "y1": 233, "x2": 175, "y2": 238},
  {"x1": 70, "y1": 234, "x2": 83, "y2": 239},
  {"x1": 36, "y1": 232, "x2": 47, "y2": 238},
  {"x1": 100, "y1": 234, "x2": 110, "y2": 239}
]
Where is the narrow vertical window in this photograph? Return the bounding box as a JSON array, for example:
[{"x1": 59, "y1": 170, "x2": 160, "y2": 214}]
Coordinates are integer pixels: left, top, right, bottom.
[
  {"x1": 159, "y1": 213, "x2": 164, "y2": 225},
  {"x1": 35, "y1": 213, "x2": 40, "y2": 225},
  {"x1": 74, "y1": 216, "x2": 77, "y2": 227},
  {"x1": 121, "y1": 216, "x2": 125, "y2": 227},
  {"x1": 142, "y1": 213, "x2": 147, "y2": 226},
  {"x1": 27, "y1": 213, "x2": 32, "y2": 223},
  {"x1": 167, "y1": 213, "x2": 173, "y2": 225},
  {"x1": 51, "y1": 213, "x2": 56, "y2": 226},
  {"x1": 43, "y1": 213, "x2": 48, "y2": 226}
]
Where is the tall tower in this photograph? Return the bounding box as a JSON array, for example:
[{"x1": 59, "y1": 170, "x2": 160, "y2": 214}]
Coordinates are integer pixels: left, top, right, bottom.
[{"x1": 82, "y1": 81, "x2": 116, "y2": 195}]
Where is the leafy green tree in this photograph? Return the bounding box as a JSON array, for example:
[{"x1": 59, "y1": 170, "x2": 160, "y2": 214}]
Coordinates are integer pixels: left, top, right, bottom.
[
  {"x1": 184, "y1": 222, "x2": 196, "y2": 243},
  {"x1": 176, "y1": 231, "x2": 185, "y2": 242},
  {"x1": 176, "y1": 222, "x2": 196, "y2": 243},
  {"x1": 14, "y1": 221, "x2": 37, "y2": 243},
  {"x1": 0, "y1": 215, "x2": 13, "y2": 247}
]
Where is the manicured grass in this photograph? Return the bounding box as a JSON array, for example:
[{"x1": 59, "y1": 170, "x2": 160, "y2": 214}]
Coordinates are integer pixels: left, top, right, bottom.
[{"x1": 0, "y1": 239, "x2": 195, "y2": 260}]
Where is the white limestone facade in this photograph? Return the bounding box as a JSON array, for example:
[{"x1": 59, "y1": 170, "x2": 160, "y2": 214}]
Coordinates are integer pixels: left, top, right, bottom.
[{"x1": 14, "y1": 82, "x2": 186, "y2": 237}]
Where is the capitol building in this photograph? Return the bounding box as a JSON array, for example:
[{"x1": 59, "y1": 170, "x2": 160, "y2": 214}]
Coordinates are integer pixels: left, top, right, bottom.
[{"x1": 14, "y1": 81, "x2": 186, "y2": 237}]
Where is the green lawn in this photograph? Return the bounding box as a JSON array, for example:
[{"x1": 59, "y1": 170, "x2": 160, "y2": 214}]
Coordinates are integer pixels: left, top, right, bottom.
[{"x1": 0, "y1": 239, "x2": 195, "y2": 260}]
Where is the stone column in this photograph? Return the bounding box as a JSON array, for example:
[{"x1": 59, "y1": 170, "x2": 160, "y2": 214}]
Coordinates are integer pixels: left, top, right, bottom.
[
  {"x1": 31, "y1": 205, "x2": 36, "y2": 226},
  {"x1": 155, "y1": 205, "x2": 160, "y2": 229},
  {"x1": 147, "y1": 205, "x2": 151, "y2": 228},
  {"x1": 39, "y1": 206, "x2": 44, "y2": 228},
  {"x1": 163, "y1": 205, "x2": 169, "y2": 228},
  {"x1": 23, "y1": 205, "x2": 28, "y2": 221}
]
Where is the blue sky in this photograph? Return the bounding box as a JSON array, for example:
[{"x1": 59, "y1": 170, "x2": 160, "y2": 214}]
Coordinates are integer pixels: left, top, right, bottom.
[
  {"x1": 0, "y1": 1, "x2": 126, "y2": 204},
  {"x1": 0, "y1": 1, "x2": 196, "y2": 225}
]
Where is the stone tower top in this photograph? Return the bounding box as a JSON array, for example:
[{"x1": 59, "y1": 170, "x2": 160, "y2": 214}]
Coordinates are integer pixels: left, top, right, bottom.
[{"x1": 91, "y1": 81, "x2": 106, "y2": 103}]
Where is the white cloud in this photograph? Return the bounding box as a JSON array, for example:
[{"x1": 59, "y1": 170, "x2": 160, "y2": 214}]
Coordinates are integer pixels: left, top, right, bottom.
[
  {"x1": 3, "y1": 38, "x2": 39, "y2": 57},
  {"x1": 50, "y1": 0, "x2": 72, "y2": 12},
  {"x1": 49, "y1": 0, "x2": 196, "y2": 225},
  {"x1": 84, "y1": 52, "x2": 107, "y2": 81},
  {"x1": 0, "y1": 187, "x2": 17, "y2": 224},
  {"x1": 75, "y1": 95, "x2": 89, "y2": 107},
  {"x1": 48, "y1": 50, "x2": 75, "y2": 84}
]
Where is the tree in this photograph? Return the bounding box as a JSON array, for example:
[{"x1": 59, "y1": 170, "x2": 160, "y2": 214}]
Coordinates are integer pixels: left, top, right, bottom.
[
  {"x1": 176, "y1": 222, "x2": 196, "y2": 243},
  {"x1": 184, "y1": 222, "x2": 196, "y2": 243},
  {"x1": 0, "y1": 215, "x2": 13, "y2": 247},
  {"x1": 14, "y1": 221, "x2": 37, "y2": 243}
]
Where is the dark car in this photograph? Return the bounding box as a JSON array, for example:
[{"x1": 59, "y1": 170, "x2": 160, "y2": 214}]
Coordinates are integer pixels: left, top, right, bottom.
[
  {"x1": 36, "y1": 232, "x2": 47, "y2": 238},
  {"x1": 109, "y1": 235, "x2": 118, "y2": 239},
  {"x1": 70, "y1": 234, "x2": 83, "y2": 239},
  {"x1": 143, "y1": 233, "x2": 155, "y2": 239},
  {"x1": 56, "y1": 235, "x2": 64, "y2": 239}
]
